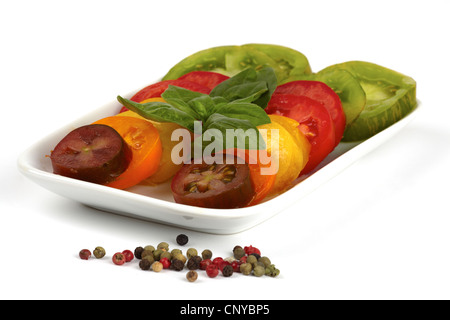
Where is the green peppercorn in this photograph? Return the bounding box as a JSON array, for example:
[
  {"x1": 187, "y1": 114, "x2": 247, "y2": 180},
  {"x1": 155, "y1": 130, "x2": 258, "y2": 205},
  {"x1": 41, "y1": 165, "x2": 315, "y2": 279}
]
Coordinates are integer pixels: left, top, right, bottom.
[
  {"x1": 201, "y1": 249, "x2": 213, "y2": 260},
  {"x1": 139, "y1": 259, "x2": 151, "y2": 270},
  {"x1": 233, "y1": 247, "x2": 245, "y2": 260},
  {"x1": 240, "y1": 263, "x2": 252, "y2": 275},
  {"x1": 93, "y1": 246, "x2": 106, "y2": 259},
  {"x1": 247, "y1": 254, "x2": 258, "y2": 266},
  {"x1": 152, "y1": 261, "x2": 163, "y2": 272},
  {"x1": 186, "y1": 248, "x2": 198, "y2": 260},
  {"x1": 142, "y1": 254, "x2": 155, "y2": 265},
  {"x1": 157, "y1": 242, "x2": 169, "y2": 251},
  {"x1": 171, "y1": 248, "x2": 182, "y2": 256},
  {"x1": 176, "y1": 234, "x2": 189, "y2": 246},
  {"x1": 171, "y1": 259, "x2": 185, "y2": 271},
  {"x1": 134, "y1": 246, "x2": 144, "y2": 259},
  {"x1": 265, "y1": 264, "x2": 280, "y2": 277},
  {"x1": 144, "y1": 245, "x2": 155, "y2": 252},
  {"x1": 186, "y1": 270, "x2": 198, "y2": 282},
  {"x1": 222, "y1": 264, "x2": 233, "y2": 277},
  {"x1": 253, "y1": 265, "x2": 265, "y2": 277},
  {"x1": 172, "y1": 253, "x2": 187, "y2": 265},
  {"x1": 141, "y1": 249, "x2": 154, "y2": 260},
  {"x1": 258, "y1": 256, "x2": 271, "y2": 268},
  {"x1": 153, "y1": 249, "x2": 163, "y2": 261}
]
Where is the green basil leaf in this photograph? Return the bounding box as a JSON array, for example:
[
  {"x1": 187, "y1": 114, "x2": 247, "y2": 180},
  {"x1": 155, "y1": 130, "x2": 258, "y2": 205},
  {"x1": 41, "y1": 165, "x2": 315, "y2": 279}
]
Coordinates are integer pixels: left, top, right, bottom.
[
  {"x1": 202, "y1": 113, "x2": 266, "y2": 150},
  {"x1": 210, "y1": 67, "x2": 277, "y2": 108},
  {"x1": 253, "y1": 67, "x2": 278, "y2": 108},
  {"x1": 117, "y1": 96, "x2": 197, "y2": 132},
  {"x1": 215, "y1": 101, "x2": 271, "y2": 127}
]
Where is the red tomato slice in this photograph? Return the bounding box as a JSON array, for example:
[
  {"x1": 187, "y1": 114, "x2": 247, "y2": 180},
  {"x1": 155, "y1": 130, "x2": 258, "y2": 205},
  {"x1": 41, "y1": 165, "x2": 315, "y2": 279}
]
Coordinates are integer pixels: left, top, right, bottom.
[
  {"x1": 177, "y1": 71, "x2": 230, "y2": 90},
  {"x1": 266, "y1": 94, "x2": 336, "y2": 175},
  {"x1": 119, "y1": 79, "x2": 211, "y2": 113},
  {"x1": 274, "y1": 80, "x2": 345, "y2": 146}
]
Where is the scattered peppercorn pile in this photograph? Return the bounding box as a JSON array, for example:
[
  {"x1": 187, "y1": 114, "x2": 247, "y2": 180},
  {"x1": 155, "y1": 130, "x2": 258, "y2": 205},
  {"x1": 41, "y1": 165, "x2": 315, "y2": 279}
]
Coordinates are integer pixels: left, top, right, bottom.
[{"x1": 78, "y1": 234, "x2": 280, "y2": 281}]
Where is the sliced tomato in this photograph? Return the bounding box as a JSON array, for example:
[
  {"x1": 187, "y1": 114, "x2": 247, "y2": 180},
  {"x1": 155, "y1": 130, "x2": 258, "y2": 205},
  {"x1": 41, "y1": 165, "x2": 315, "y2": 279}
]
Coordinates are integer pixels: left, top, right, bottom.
[
  {"x1": 171, "y1": 154, "x2": 255, "y2": 209},
  {"x1": 129, "y1": 79, "x2": 210, "y2": 102},
  {"x1": 222, "y1": 148, "x2": 277, "y2": 206},
  {"x1": 177, "y1": 71, "x2": 230, "y2": 90},
  {"x1": 266, "y1": 94, "x2": 336, "y2": 175},
  {"x1": 119, "y1": 80, "x2": 210, "y2": 113},
  {"x1": 92, "y1": 115, "x2": 162, "y2": 189},
  {"x1": 274, "y1": 80, "x2": 345, "y2": 146}
]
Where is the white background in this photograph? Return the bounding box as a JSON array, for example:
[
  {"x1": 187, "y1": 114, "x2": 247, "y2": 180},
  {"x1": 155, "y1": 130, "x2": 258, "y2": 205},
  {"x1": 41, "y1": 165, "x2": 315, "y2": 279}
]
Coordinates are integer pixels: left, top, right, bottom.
[{"x1": 1, "y1": 0, "x2": 449, "y2": 300}]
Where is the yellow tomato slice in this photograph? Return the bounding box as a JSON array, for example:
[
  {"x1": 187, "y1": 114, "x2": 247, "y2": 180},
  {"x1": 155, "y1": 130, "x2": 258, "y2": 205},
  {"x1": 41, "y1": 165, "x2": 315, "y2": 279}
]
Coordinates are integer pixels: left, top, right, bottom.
[
  {"x1": 257, "y1": 115, "x2": 310, "y2": 196},
  {"x1": 92, "y1": 115, "x2": 162, "y2": 189}
]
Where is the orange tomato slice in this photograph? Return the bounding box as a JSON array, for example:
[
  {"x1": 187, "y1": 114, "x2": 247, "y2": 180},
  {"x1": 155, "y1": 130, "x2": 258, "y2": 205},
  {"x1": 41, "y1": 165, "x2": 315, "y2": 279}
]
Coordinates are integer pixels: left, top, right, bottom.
[{"x1": 93, "y1": 116, "x2": 162, "y2": 189}]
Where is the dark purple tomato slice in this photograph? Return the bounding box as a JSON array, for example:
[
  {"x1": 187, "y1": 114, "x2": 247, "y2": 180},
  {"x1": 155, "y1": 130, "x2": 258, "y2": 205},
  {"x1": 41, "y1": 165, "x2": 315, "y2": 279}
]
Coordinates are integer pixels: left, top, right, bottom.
[
  {"x1": 50, "y1": 124, "x2": 130, "y2": 184},
  {"x1": 170, "y1": 154, "x2": 255, "y2": 209}
]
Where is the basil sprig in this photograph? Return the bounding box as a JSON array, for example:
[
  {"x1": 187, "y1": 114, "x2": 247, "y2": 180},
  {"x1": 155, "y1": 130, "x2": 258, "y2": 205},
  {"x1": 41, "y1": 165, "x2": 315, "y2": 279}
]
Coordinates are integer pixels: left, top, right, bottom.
[{"x1": 117, "y1": 67, "x2": 277, "y2": 151}]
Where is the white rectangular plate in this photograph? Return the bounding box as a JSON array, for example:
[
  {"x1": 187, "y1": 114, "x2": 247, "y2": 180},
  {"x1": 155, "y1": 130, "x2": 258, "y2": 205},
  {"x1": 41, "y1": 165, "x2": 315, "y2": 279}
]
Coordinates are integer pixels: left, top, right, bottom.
[{"x1": 17, "y1": 95, "x2": 420, "y2": 234}]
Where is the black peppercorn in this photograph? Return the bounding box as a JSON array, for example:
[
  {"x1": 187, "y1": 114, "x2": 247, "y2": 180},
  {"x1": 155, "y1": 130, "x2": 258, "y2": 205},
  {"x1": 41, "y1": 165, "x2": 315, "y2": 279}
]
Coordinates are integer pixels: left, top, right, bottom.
[
  {"x1": 222, "y1": 264, "x2": 234, "y2": 277},
  {"x1": 171, "y1": 259, "x2": 185, "y2": 271},
  {"x1": 139, "y1": 258, "x2": 151, "y2": 270},
  {"x1": 134, "y1": 246, "x2": 144, "y2": 259},
  {"x1": 186, "y1": 256, "x2": 201, "y2": 270},
  {"x1": 176, "y1": 234, "x2": 189, "y2": 246}
]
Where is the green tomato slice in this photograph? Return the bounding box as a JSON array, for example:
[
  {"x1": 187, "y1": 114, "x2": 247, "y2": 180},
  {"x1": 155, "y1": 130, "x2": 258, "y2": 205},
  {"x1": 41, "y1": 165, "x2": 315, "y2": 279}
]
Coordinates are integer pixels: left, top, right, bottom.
[
  {"x1": 282, "y1": 68, "x2": 366, "y2": 127},
  {"x1": 321, "y1": 61, "x2": 417, "y2": 141},
  {"x1": 162, "y1": 44, "x2": 312, "y2": 84},
  {"x1": 162, "y1": 45, "x2": 279, "y2": 80},
  {"x1": 242, "y1": 43, "x2": 312, "y2": 81}
]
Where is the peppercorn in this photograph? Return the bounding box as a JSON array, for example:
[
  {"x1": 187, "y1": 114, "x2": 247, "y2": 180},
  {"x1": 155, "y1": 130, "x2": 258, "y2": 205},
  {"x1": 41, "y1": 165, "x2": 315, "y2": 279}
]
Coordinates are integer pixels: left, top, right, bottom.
[
  {"x1": 172, "y1": 253, "x2": 187, "y2": 265},
  {"x1": 144, "y1": 245, "x2": 155, "y2": 252},
  {"x1": 186, "y1": 248, "x2": 198, "y2": 259},
  {"x1": 134, "y1": 246, "x2": 144, "y2": 259},
  {"x1": 206, "y1": 264, "x2": 219, "y2": 278},
  {"x1": 233, "y1": 247, "x2": 246, "y2": 260},
  {"x1": 93, "y1": 246, "x2": 106, "y2": 259},
  {"x1": 249, "y1": 253, "x2": 261, "y2": 260},
  {"x1": 141, "y1": 249, "x2": 154, "y2": 260},
  {"x1": 176, "y1": 234, "x2": 189, "y2": 246},
  {"x1": 152, "y1": 261, "x2": 163, "y2": 272},
  {"x1": 153, "y1": 249, "x2": 163, "y2": 261},
  {"x1": 201, "y1": 249, "x2": 212, "y2": 260},
  {"x1": 258, "y1": 256, "x2": 271, "y2": 268},
  {"x1": 79, "y1": 249, "x2": 91, "y2": 260},
  {"x1": 157, "y1": 242, "x2": 169, "y2": 251},
  {"x1": 199, "y1": 259, "x2": 212, "y2": 270},
  {"x1": 253, "y1": 265, "x2": 265, "y2": 277},
  {"x1": 142, "y1": 254, "x2": 155, "y2": 265},
  {"x1": 240, "y1": 263, "x2": 252, "y2": 275},
  {"x1": 246, "y1": 254, "x2": 258, "y2": 267},
  {"x1": 186, "y1": 270, "x2": 198, "y2": 282},
  {"x1": 265, "y1": 264, "x2": 280, "y2": 277},
  {"x1": 160, "y1": 251, "x2": 172, "y2": 261},
  {"x1": 139, "y1": 259, "x2": 151, "y2": 270},
  {"x1": 222, "y1": 264, "x2": 234, "y2": 277},
  {"x1": 159, "y1": 257, "x2": 171, "y2": 269},
  {"x1": 187, "y1": 256, "x2": 201, "y2": 270},
  {"x1": 170, "y1": 259, "x2": 185, "y2": 271},
  {"x1": 171, "y1": 249, "x2": 182, "y2": 256}
]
